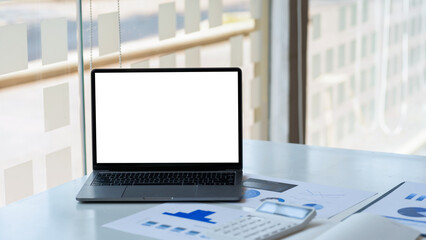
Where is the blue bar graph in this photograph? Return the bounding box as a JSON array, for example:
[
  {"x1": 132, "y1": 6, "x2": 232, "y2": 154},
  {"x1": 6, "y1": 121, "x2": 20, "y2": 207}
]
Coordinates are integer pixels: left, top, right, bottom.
[
  {"x1": 405, "y1": 193, "x2": 426, "y2": 201},
  {"x1": 163, "y1": 209, "x2": 217, "y2": 224},
  {"x1": 416, "y1": 195, "x2": 426, "y2": 201},
  {"x1": 405, "y1": 193, "x2": 417, "y2": 200}
]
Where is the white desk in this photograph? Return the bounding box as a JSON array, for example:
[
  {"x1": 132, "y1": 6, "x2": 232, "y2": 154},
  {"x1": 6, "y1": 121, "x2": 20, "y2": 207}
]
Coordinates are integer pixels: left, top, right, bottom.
[{"x1": 1, "y1": 140, "x2": 425, "y2": 240}]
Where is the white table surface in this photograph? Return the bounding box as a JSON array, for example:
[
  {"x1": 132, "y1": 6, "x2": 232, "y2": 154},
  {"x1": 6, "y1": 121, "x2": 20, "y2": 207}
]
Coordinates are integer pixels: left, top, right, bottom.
[{"x1": 1, "y1": 140, "x2": 425, "y2": 240}]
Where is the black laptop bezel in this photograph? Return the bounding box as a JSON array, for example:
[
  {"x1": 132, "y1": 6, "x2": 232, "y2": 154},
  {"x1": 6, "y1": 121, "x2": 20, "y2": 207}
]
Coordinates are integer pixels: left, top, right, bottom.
[{"x1": 90, "y1": 67, "x2": 243, "y2": 171}]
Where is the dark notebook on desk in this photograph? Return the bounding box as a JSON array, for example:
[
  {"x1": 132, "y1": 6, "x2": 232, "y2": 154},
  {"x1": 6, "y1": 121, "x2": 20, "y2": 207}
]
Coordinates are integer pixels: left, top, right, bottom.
[{"x1": 76, "y1": 68, "x2": 243, "y2": 202}]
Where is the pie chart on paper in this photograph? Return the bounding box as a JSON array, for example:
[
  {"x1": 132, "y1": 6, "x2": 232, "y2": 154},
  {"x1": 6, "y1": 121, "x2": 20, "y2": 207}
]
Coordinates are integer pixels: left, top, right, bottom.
[
  {"x1": 243, "y1": 189, "x2": 261, "y2": 199},
  {"x1": 397, "y1": 207, "x2": 426, "y2": 218}
]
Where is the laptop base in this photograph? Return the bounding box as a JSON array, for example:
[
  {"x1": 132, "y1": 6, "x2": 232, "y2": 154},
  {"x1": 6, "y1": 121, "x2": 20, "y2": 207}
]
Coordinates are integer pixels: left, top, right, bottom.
[{"x1": 76, "y1": 171, "x2": 243, "y2": 202}]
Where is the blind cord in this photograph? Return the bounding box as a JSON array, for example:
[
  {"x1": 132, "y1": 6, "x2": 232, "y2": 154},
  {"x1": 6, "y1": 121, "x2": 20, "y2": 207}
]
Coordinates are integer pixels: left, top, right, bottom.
[
  {"x1": 89, "y1": 0, "x2": 93, "y2": 71},
  {"x1": 117, "y1": 0, "x2": 122, "y2": 67},
  {"x1": 296, "y1": 0, "x2": 304, "y2": 144},
  {"x1": 89, "y1": 0, "x2": 122, "y2": 69}
]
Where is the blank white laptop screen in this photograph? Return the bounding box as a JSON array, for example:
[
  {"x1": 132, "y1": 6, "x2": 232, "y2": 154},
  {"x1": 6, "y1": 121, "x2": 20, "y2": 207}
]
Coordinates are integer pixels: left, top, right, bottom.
[{"x1": 94, "y1": 71, "x2": 239, "y2": 164}]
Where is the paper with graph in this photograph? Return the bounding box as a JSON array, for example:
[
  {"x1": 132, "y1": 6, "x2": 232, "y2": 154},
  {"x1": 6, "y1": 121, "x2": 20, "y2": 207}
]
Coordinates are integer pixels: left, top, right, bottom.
[
  {"x1": 360, "y1": 181, "x2": 426, "y2": 235},
  {"x1": 103, "y1": 203, "x2": 248, "y2": 240},
  {"x1": 235, "y1": 174, "x2": 376, "y2": 219}
]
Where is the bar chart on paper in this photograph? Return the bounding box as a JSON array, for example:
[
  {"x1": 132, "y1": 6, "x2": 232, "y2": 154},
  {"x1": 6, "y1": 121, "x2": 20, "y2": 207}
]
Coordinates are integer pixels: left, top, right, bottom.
[
  {"x1": 405, "y1": 194, "x2": 426, "y2": 201},
  {"x1": 163, "y1": 210, "x2": 217, "y2": 224},
  {"x1": 103, "y1": 203, "x2": 248, "y2": 240},
  {"x1": 360, "y1": 182, "x2": 426, "y2": 235}
]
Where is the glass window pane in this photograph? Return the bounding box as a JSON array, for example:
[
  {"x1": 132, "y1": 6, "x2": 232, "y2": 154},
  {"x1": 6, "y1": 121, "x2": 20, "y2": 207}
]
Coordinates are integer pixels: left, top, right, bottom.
[
  {"x1": 307, "y1": 0, "x2": 426, "y2": 156},
  {"x1": 80, "y1": 0, "x2": 261, "y2": 169},
  {"x1": 0, "y1": 0, "x2": 84, "y2": 206}
]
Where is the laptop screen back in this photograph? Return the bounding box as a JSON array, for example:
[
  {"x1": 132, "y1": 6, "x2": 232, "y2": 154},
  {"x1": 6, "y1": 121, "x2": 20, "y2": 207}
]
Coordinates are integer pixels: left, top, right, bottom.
[{"x1": 92, "y1": 69, "x2": 240, "y2": 164}]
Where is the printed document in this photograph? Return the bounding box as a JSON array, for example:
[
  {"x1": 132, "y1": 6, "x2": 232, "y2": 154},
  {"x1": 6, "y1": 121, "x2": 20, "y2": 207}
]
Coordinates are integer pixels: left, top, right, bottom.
[
  {"x1": 103, "y1": 203, "x2": 248, "y2": 240},
  {"x1": 234, "y1": 174, "x2": 376, "y2": 219},
  {"x1": 361, "y1": 181, "x2": 426, "y2": 235}
]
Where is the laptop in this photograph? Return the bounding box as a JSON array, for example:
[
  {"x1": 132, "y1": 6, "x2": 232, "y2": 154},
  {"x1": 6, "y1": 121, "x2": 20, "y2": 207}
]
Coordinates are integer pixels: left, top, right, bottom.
[{"x1": 76, "y1": 67, "x2": 243, "y2": 202}]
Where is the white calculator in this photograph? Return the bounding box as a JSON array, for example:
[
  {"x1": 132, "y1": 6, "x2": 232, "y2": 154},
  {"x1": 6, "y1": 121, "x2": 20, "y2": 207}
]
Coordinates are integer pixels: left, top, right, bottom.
[{"x1": 205, "y1": 201, "x2": 316, "y2": 240}]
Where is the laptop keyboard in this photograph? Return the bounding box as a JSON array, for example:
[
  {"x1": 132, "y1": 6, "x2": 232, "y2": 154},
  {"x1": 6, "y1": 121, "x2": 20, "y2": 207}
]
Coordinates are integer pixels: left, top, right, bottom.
[{"x1": 91, "y1": 172, "x2": 236, "y2": 186}]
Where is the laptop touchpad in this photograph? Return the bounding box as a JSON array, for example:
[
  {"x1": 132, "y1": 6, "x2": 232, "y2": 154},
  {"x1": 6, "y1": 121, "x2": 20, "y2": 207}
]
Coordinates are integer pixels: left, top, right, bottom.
[{"x1": 122, "y1": 186, "x2": 197, "y2": 199}]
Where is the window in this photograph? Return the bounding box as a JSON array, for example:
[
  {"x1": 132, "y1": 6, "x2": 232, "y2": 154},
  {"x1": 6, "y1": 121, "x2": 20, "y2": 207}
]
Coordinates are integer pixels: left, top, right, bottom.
[
  {"x1": 311, "y1": 92, "x2": 321, "y2": 119},
  {"x1": 361, "y1": 35, "x2": 368, "y2": 58},
  {"x1": 411, "y1": 17, "x2": 416, "y2": 36},
  {"x1": 0, "y1": 0, "x2": 82, "y2": 206},
  {"x1": 393, "y1": 56, "x2": 399, "y2": 75},
  {"x1": 80, "y1": 0, "x2": 262, "y2": 157},
  {"x1": 350, "y1": 39, "x2": 356, "y2": 63},
  {"x1": 326, "y1": 87, "x2": 334, "y2": 110},
  {"x1": 409, "y1": 47, "x2": 415, "y2": 66},
  {"x1": 0, "y1": 0, "x2": 264, "y2": 206},
  {"x1": 326, "y1": 48, "x2": 334, "y2": 73},
  {"x1": 350, "y1": 74, "x2": 356, "y2": 96},
  {"x1": 312, "y1": 53, "x2": 321, "y2": 79},
  {"x1": 337, "y1": 82, "x2": 345, "y2": 104},
  {"x1": 350, "y1": 4, "x2": 357, "y2": 26},
  {"x1": 362, "y1": 0, "x2": 368, "y2": 23},
  {"x1": 307, "y1": 0, "x2": 426, "y2": 154},
  {"x1": 361, "y1": 69, "x2": 367, "y2": 92},
  {"x1": 339, "y1": 6, "x2": 346, "y2": 31},
  {"x1": 338, "y1": 43, "x2": 346, "y2": 68},
  {"x1": 394, "y1": 24, "x2": 399, "y2": 44},
  {"x1": 370, "y1": 66, "x2": 376, "y2": 87},
  {"x1": 312, "y1": 14, "x2": 321, "y2": 40},
  {"x1": 388, "y1": 59, "x2": 393, "y2": 77},
  {"x1": 371, "y1": 32, "x2": 376, "y2": 53}
]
